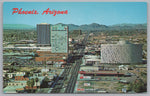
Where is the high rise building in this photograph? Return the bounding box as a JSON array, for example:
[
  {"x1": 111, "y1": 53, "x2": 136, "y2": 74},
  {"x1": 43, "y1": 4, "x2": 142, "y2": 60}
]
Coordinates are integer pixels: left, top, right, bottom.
[
  {"x1": 37, "y1": 23, "x2": 51, "y2": 46},
  {"x1": 51, "y1": 24, "x2": 68, "y2": 53},
  {"x1": 101, "y1": 40, "x2": 143, "y2": 64}
]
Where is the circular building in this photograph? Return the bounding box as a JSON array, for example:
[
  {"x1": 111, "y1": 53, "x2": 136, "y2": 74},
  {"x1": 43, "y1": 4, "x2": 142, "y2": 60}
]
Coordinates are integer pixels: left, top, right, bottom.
[{"x1": 101, "y1": 40, "x2": 143, "y2": 64}]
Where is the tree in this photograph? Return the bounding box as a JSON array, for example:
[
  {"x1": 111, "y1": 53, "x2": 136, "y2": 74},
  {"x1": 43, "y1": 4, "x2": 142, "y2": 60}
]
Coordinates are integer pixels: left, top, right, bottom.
[
  {"x1": 24, "y1": 71, "x2": 30, "y2": 77},
  {"x1": 30, "y1": 78, "x2": 35, "y2": 93},
  {"x1": 27, "y1": 80, "x2": 31, "y2": 87},
  {"x1": 30, "y1": 79, "x2": 35, "y2": 87},
  {"x1": 140, "y1": 72, "x2": 147, "y2": 83},
  {"x1": 127, "y1": 83, "x2": 133, "y2": 91},
  {"x1": 128, "y1": 79, "x2": 147, "y2": 93},
  {"x1": 31, "y1": 68, "x2": 37, "y2": 72},
  {"x1": 133, "y1": 79, "x2": 146, "y2": 93},
  {"x1": 117, "y1": 71, "x2": 119, "y2": 77},
  {"x1": 26, "y1": 80, "x2": 31, "y2": 92},
  {"x1": 4, "y1": 73, "x2": 9, "y2": 83},
  {"x1": 29, "y1": 73, "x2": 33, "y2": 77},
  {"x1": 9, "y1": 67, "x2": 14, "y2": 73},
  {"x1": 35, "y1": 77, "x2": 39, "y2": 86},
  {"x1": 41, "y1": 77, "x2": 49, "y2": 88},
  {"x1": 26, "y1": 78, "x2": 35, "y2": 93}
]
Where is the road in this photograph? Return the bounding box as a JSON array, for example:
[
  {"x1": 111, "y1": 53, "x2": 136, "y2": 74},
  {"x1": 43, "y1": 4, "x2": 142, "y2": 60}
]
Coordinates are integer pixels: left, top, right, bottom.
[
  {"x1": 65, "y1": 33, "x2": 89, "y2": 93},
  {"x1": 50, "y1": 33, "x2": 89, "y2": 93}
]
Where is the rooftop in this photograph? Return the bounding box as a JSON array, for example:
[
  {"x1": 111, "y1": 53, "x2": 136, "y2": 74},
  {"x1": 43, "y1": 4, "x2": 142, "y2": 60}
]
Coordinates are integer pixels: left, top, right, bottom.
[{"x1": 117, "y1": 40, "x2": 131, "y2": 45}]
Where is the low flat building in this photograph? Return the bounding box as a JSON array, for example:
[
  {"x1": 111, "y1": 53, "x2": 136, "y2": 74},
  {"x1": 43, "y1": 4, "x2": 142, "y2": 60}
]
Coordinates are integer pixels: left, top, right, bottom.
[
  {"x1": 3, "y1": 81, "x2": 27, "y2": 93},
  {"x1": 78, "y1": 71, "x2": 124, "y2": 76},
  {"x1": 35, "y1": 50, "x2": 68, "y2": 63}
]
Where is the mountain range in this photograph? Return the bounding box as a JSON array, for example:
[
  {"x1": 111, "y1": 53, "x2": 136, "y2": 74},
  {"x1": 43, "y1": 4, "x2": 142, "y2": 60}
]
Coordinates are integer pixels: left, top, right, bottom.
[
  {"x1": 3, "y1": 24, "x2": 35, "y2": 30},
  {"x1": 3, "y1": 23, "x2": 147, "y2": 31}
]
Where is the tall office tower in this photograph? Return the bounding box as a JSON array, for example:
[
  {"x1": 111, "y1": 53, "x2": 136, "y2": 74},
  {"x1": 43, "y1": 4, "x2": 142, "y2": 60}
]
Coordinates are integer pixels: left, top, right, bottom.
[
  {"x1": 37, "y1": 23, "x2": 51, "y2": 46},
  {"x1": 51, "y1": 24, "x2": 68, "y2": 53},
  {"x1": 101, "y1": 40, "x2": 143, "y2": 64}
]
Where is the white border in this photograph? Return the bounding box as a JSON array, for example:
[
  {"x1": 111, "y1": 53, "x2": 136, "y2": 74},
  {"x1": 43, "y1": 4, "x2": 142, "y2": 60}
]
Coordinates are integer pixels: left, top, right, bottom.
[{"x1": 0, "y1": 0, "x2": 149, "y2": 96}]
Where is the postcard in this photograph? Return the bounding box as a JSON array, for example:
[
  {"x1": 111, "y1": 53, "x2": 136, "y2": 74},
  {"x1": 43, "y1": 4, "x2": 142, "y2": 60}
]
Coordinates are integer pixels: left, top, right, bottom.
[{"x1": 3, "y1": 2, "x2": 147, "y2": 94}]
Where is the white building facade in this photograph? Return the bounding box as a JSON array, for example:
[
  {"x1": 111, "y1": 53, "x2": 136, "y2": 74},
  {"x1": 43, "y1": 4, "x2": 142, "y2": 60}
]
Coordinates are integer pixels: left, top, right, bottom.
[{"x1": 101, "y1": 40, "x2": 143, "y2": 64}]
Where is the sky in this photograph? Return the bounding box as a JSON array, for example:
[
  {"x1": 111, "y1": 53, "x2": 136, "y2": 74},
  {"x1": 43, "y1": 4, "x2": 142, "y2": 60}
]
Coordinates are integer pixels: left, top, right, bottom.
[{"x1": 3, "y1": 2, "x2": 147, "y2": 26}]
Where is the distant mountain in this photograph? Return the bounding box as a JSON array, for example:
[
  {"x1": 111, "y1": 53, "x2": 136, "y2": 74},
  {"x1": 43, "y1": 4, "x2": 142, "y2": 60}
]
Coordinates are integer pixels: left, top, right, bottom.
[
  {"x1": 67, "y1": 24, "x2": 80, "y2": 30},
  {"x1": 63, "y1": 23, "x2": 146, "y2": 31},
  {"x1": 3, "y1": 24, "x2": 34, "y2": 30},
  {"x1": 111, "y1": 23, "x2": 147, "y2": 27},
  {"x1": 3, "y1": 23, "x2": 147, "y2": 31},
  {"x1": 109, "y1": 23, "x2": 147, "y2": 30},
  {"x1": 60, "y1": 23, "x2": 108, "y2": 31}
]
